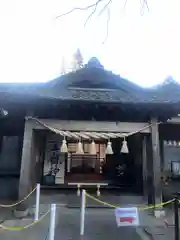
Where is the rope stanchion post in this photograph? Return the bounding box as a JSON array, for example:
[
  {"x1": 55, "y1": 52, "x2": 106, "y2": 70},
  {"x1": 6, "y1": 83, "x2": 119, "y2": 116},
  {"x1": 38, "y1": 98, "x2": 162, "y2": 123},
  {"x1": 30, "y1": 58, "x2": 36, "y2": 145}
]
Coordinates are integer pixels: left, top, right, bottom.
[
  {"x1": 35, "y1": 183, "x2": 40, "y2": 221},
  {"x1": 49, "y1": 204, "x2": 56, "y2": 240},
  {"x1": 80, "y1": 189, "x2": 86, "y2": 236},
  {"x1": 174, "y1": 193, "x2": 180, "y2": 240}
]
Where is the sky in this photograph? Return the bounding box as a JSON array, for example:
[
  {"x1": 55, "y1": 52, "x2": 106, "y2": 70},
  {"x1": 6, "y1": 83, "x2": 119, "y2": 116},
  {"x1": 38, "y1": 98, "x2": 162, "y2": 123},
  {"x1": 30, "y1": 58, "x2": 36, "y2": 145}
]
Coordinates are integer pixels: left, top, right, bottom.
[{"x1": 0, "y1": 0, "x2": 180, "y2": 87}]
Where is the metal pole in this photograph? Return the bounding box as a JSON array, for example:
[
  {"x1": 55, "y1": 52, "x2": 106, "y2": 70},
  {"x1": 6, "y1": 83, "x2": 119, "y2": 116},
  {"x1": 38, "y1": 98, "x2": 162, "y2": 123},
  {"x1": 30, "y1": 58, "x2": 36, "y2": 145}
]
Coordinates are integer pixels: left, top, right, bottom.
[
  {"x1": 35, "y1": 183, "x2": 40, "y2": 221},
  {"x1": 80, "y1": 189, "x2": 86, "y2": 235},
  {"x1": 174, "y1": 195, "x2": 179, "y2": 240},
  {"x1": 49, "y1": 204, "x2": 56, "y2": 240}
]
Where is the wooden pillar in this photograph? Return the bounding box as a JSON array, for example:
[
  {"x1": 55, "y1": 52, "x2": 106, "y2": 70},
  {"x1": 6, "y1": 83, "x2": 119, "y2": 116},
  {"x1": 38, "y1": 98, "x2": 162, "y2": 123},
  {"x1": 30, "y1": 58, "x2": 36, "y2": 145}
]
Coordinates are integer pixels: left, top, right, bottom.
[
  {"x1": 31, "y1": 131, "x2": 40, "y2": 187},
  {"x1": 36, "y1": 132, "x2": 46, "y2": 184},
  {"x1": 145, "y1": 135, "x2": 154, "y2": 205},
  {"x1": 150, "y1": 118, "x2": 162, "y2": 206},
  {"x1": 142, "y1": 135, "x2": 147, "y2": 198},
  {"x1": 16, "y1": 118, "x2": 34, "y2": 213},
  {"x1": 133, "y1": 134, "x2": 143, "y2": 194}
]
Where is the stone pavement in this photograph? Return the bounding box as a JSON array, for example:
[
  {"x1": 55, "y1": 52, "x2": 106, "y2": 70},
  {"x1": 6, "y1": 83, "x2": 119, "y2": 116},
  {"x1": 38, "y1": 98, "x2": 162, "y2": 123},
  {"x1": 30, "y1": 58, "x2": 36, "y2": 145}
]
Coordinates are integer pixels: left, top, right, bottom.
[
  {"x1": 0, "y1": 193, "x2": 177, "y2": 240},
  {"x1": 0, "y1": 203, "x2": 59, "y2": 240},
  {"x1": 0, "y1": 207, "x2": 143, "y2": 240},
  {"x1": 141, "y1": 207, "x2": 176, "y2": 240},
  {"x1": 139, "y1": 209, "x2": 173, "y2": 240},
  {"x1": 54, "y1": 208, "x2": 142, "y2": 240}
]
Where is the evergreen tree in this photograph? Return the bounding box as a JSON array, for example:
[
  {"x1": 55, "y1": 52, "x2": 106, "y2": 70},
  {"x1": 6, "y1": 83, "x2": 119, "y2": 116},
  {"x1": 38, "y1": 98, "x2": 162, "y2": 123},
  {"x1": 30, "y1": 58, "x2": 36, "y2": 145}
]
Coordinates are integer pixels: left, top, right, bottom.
[
  {"x1": 75, "y1": 48, "x2": 84, "y2": 68},
  {"x1": 71, "y1": 53, "x2": 79, "y2": 71}
]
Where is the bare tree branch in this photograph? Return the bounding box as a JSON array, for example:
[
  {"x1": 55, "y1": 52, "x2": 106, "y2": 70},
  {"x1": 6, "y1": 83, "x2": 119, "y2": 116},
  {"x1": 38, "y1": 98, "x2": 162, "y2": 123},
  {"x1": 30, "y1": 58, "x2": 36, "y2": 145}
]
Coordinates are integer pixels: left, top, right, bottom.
[
  {"x1": 102, "y1": 5, "x2": 111, "y2": 44},
  {"x1": 84, "y1": 0, "x2": 112, "y2": 27},
  {"x1": 98, "y1": 0, "x2": 112, "y2": 16},
  {"x1": 56, "y1": 0, "x2": 104, "y2": 18},
  {"x1": 84, "y1": 3, "x2": 99, "y2": 27},
  {"x1": 56, "y1": 0, "x2": 149, "y2": 42},
  {"x1": 57, "y1": 0, "x2": 149, "y2": 19}
]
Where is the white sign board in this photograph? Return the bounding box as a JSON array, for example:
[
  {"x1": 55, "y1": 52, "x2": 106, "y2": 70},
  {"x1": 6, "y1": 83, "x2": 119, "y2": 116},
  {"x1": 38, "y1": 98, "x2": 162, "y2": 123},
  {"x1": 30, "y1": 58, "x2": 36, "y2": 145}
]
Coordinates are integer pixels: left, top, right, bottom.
[{"x1": 115, "y1": 207, "x2": 139, "y2": 227}]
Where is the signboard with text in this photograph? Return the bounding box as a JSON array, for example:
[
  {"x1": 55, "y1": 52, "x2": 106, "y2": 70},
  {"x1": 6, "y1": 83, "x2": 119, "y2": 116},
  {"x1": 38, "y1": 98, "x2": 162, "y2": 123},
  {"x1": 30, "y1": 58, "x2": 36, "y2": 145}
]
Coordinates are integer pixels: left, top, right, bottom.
[{"x1": 115, "y1": 207, "x2": 139, "y2": 227}]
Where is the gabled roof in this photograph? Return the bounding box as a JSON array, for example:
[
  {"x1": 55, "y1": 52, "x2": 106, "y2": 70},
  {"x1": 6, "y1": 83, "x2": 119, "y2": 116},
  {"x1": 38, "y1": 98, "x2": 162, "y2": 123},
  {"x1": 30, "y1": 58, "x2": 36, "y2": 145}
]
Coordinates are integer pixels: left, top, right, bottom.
[
  {"x1": 143, "y1": 77, "x2": 180, "y2": 103},
  {"x1": 38, "y1": 66, "x2": 145, "y2": 102},
  {"x1": 0, "y1": 67, "x2": 180, "y2": 105}
]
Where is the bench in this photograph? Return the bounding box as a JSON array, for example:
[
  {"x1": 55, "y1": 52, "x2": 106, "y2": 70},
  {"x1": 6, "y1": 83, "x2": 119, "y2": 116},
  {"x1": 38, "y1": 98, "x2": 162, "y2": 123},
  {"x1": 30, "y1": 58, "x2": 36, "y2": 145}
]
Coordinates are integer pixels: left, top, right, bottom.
[{"x1": 68, "y1": 182, "x2": 108, "y2": 196}]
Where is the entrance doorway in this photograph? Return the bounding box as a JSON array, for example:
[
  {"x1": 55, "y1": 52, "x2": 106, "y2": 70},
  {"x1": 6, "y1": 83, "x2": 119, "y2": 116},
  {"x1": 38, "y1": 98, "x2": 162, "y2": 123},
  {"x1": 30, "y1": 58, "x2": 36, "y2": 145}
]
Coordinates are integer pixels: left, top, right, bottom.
[
  {"x1": 103, "y1": 135, "x2": 143, "y2": 192},
  {"x1": 40, "y1": 131, "x2": 143, "y2": 193},
  {"x1": 65, "y1": 142, "x2": 106, "y2": 183}
]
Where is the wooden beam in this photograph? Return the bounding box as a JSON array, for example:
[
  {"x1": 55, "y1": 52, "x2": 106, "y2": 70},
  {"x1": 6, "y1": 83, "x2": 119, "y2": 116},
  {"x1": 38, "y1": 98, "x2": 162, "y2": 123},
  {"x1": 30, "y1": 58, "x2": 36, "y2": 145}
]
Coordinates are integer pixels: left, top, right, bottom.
[{"x1": 30, "y1": 119, "x2": 150, "y2": 133}]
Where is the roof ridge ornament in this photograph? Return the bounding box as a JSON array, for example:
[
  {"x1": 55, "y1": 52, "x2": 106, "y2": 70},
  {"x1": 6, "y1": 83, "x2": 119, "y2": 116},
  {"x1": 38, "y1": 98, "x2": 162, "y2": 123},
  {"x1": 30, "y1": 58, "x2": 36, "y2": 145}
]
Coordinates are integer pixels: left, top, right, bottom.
[{"x1": 86, "y1": 57, "x2": 104, "y2": 69}]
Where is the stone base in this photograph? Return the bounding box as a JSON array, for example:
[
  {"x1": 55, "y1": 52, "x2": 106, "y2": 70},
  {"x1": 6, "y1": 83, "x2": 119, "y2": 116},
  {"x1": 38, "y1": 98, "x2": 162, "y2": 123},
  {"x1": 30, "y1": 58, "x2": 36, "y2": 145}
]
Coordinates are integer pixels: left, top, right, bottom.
[{"x1": 13, "y1": 208, "x2": 29, "y2": 218}]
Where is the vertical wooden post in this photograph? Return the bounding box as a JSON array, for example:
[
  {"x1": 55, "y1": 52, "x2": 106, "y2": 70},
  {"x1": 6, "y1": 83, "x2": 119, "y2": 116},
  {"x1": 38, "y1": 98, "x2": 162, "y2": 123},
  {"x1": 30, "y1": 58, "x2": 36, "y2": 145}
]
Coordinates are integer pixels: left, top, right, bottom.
[
  {"x1": 146, "y1": 134, "x2": 154, "y2": 205},
  {"x1": 16, "y1": 118, "x2": 34, "y2": 214},
  {"x1": 133, "y1": 134, "x2": 143, "y2": 193},
  {"x1": 142, "y1": 136, "x2": 147, "y2": 198},
  {"x1": 174, "y1": 195, "x2": 179, "y2": 240},
  {"x1": 151, "y1": 118, "x2": 162, "y2": 208}
]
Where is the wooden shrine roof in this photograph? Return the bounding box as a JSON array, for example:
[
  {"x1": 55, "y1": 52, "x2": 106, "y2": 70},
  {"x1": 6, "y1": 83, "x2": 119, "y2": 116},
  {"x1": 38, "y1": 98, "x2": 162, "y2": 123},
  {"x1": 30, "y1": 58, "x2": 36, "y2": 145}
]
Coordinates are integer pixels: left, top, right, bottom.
[{"x1": 0, "y1": 66, "x2": 179, "y2": 105}]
